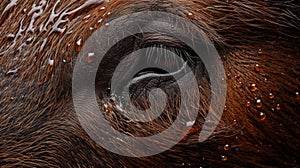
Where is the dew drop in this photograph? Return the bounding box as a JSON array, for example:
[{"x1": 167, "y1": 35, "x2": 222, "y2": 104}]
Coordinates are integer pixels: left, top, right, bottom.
[
  {"x1": 187, "y1": 12, "x2": 195, "y2": 19},
  {"x1": 224, "y1": 144, "x2": 230, "y2": 151},
  {"x1": 186, "y1": 121, "x2": 195, "y2": 127},
  {"x1": 259, "y1": 112, "x2": 266, "y2": 121},
  {"x1": 269, "y1": 93, "x2": 274, "y2": 99},
  {"x1": 246, "y1": 101, "x2": 251, "y2": 107},
  {"x1": 223, "y1": 105, "x2": 228, "y2": 112},
  {"x1": 88, "y1": 27, "x2": 94, "y2": 35},
  {"x1": 295, "y1": 92, "x2": 300, "y2": 101},
  {"x1": 104, "y1": 23, "x2": 109, "y2": 27},
  {"x1": 48, "y1": 58, "x2": 54, "y2": 66},
  {"x1": 235, "y1": 74, "x2": 241, "y2": 80},
  {"x1": 276, "y1": 104, "x2": 280, "y2": 110},
  {"x1": 76, "y1": 39, "x2": 82, "y2": 52},
  {"x1": 221, "y1": 155, "x2": 227, "y2": 161},
  {"x1": 87, "y1": 53, "x2": 95, "y2": 64},
  {"x1": 257, "y1": 49, "x2": 263, "y2": 55},
  {"x1": 256, "y1": 99, "x2": 262, "y2": 108},
  {"x1": 250, "y1": 83, "x2": 258, "y2": 92},
  {"x1": 263, "y1": 78, "x2": 268, "y2": 83},
  {"x1": 254, "y1": 64, "x2": 260, "y2": 72},
  {"x1": 227, "y1": 73, "x2": 231, "y2": 79}
]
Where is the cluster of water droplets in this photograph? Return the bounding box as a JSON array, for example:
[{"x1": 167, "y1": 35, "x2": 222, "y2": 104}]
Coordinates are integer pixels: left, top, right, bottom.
[{"x1": 1, "y1": 0, "x2": 110, "y2": 56}]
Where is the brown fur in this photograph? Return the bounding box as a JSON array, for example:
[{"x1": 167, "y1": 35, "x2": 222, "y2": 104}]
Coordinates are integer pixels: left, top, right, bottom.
[{"x1": 0, "y1": 0, "x2": 299, "y2": 167}]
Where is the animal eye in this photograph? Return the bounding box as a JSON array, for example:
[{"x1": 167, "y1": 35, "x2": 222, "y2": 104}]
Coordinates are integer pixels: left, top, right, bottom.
[{"x1": 93, "y1": 33, "x2": 209, "y2": 137}]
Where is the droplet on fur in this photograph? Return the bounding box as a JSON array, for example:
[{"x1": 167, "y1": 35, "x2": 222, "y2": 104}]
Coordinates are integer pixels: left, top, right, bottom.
[
  {"x1": 295, "y1": 92, "x2": 300, "y2": 101},
  {"x1": 186, "y1": 121, "x2": 195, "y2": 127},
  {"x1": 256, "y1": 99, "x2": 262, "y2": 108},
  {"x1": 87, "y1": 53, "x2": 95, "y2": 64},
  {"x1": 235, "y1": 74, "x2": 241, "y2": 80},
  {"x1": 246, "y1": 101, "x2": 251, "y2": 107},
  {"x1": 48, "y1": 58, "x2": 54, "y2": 66},
  {"x1": 227, "y1": 73, "x2": 231, "y2": 79},
  {"x1": 254, "y1": 64, "x2": 260, "y2": 72},
  {"x1": 263, "y1": 78, "x2": 268, "y2": 83},
  {"x1": 259, "y1": 112, "x2": 266, "y2": 121},
  {"x1": 223, "y1": 105, "x2": 228, "y2": 112},
  {"x1": 276, "y1": 104, "x2": 281, "y2": 110},
  {"x1": 250, "y1": 83, "x2": 258, "y2": 92},
  {"x1": 221, "y1": 155, "x2": 227, "y2": 161},
  {"x1": 187, "y1": 12, "x2": 195, "y2": 19},
  {"x1": 89, "y1": 27, "x2": 94, "y2": 35},
  {"x1": 76, "y1": 39, "x2": 82, "y2": 52},
  {"x1": 269, "y1": 93, "x2": 274, "y2": 99},
  {"x1": 258, "y1": 49, "x2": 263, "y2": 55},
  {"x1": 224, "y1": 144, "x2": 230, "y2": 151}
]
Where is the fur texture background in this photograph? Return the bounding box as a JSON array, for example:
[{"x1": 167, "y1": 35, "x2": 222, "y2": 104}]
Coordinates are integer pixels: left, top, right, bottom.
[{"x1": 0, "y1": 0, "x2": 299, "y2": 167}]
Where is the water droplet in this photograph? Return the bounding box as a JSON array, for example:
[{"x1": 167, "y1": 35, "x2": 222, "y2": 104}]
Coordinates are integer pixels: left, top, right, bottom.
[
  {"x1": 48, "y1": 58, "x2": 54, "y2": 66},
  {"x1": 256, "y1": 99, "x2": 262, "y2": 108},
  {"x1": 227, "y1": 73, "x2": 231, "y2": 79},
  {"x1": 186, "y1": 121, "x2": 195, "y2": 127},
  {"x1": 276, "y1": 104, "x2": 280, "y2": 110},
  {"x1": 223, "y1": 105, "x2": 228, "y2": 112},
  {"x1": 76, "y1": 39, "x2": 82, "y2": 52},
  {"x1": 235, "y1": 74, "x2": 241, "y2": 80},
  {"x1": 259, "y1": 112, "x2": 266, "y2": 121},
  {"x1": 250, "y1": 83, "x2": 258, "y2": 92},
  {"x1": 224, "y1": 144, "x2": 230, "y2": 150},
  {"x1": 221, "y1": 155, "x2": 227, "y2": 161},
  {"x1": 100, "y1": 6, "x2": 105, "y2": 10},
  {"x1": 295, "y1": 92, "x2": 300, "y2": 101},
  {"x1": 246, "y1": 101, "x2": 251, "y2": 107},
  {"x1": 258, "y1": 49, "x2": 263, "y2": 55},
  {"x1": 263, "y1": 78, "x2": 268, "y2": 83},
  {"x1": 87, "y1": 53, "x2": 95, "y2": 64},
  {"x1": 254, "y1": 64, "x2": 260, "y2": 72},
  {"x1": 88, "y1": 27, "x2": 94, "y2": 35},
  {"x1": 105, "y1": 23, "x2": 109, "y2": 27},
  {"x1": 187, "y1": 12, "x2": 195, "y2": 19},
  {"x1": 269, "y1": 93, "x2": 274, "y2": 99}
]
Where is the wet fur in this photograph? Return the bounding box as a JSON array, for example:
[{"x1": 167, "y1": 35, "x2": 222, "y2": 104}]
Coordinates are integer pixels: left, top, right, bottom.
[{"x1": 0, "y1": 0, "x2": 299, "y2": 167}]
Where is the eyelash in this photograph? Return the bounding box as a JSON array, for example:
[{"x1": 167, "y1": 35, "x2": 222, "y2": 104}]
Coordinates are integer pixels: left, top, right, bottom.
[{"x1": 143, "y1": 44, "x2": 198, "y2": 69}]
